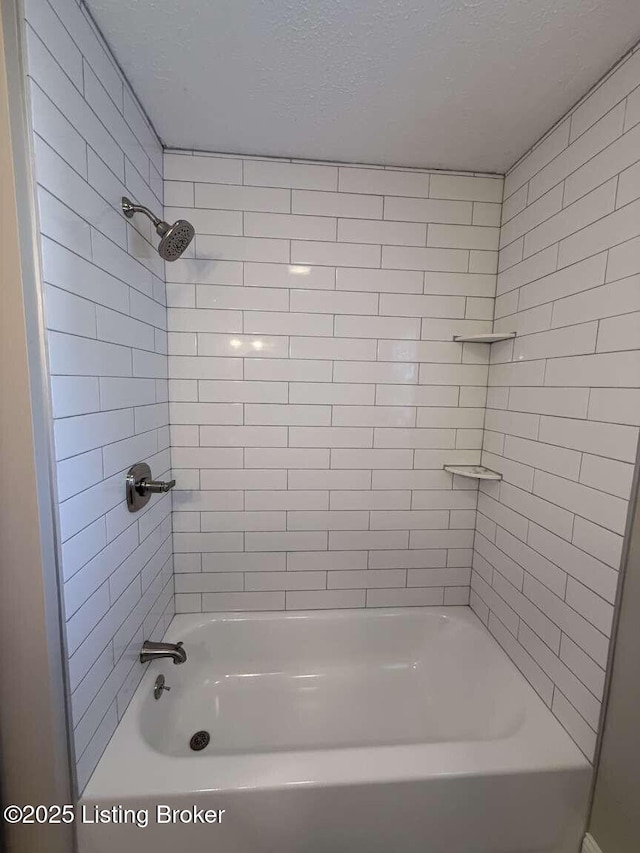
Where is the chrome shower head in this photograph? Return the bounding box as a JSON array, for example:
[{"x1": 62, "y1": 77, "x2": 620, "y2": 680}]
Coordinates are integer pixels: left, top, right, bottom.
[
  {"x1": 121, "y1": 196, "x2": 195, "y2": 261},
  {"x1": 155, "y1": 218, "x2": 196, "y2": 261}
]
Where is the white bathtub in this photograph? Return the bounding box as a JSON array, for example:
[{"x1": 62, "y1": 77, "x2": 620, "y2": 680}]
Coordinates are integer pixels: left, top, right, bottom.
[{"x1": 79, "y1": 607, "x2": 590, "y2": 853}]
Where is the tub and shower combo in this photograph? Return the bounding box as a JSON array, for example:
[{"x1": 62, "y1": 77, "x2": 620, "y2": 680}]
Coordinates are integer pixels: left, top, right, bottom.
[
  {"x1": 79, "y1": 189, "x2": 588, "y2": 853},
  {"x1": 66, "y1": 183, "x2": 590, "y2": 853},
  {"x1": 80, "y1": 607, "x2": 590, "y2": 853}
]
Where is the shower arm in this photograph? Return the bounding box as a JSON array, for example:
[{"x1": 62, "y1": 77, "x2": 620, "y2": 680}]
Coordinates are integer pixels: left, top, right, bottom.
[{"x1": 121, "y1": 197, "x2": 170, "y2": 236}]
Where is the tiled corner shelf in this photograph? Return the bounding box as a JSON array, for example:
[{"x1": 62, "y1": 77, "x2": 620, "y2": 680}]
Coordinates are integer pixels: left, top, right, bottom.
[
  {"x1": 452, "y1": 332, "x2": 517, "y2": 343},
  {"x1": 443, "y1": 465, "x2": 503, "y2": 481}
]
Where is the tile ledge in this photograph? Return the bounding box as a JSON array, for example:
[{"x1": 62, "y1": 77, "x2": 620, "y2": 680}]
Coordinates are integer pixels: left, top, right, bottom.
[
  {"x1": 452, "y1": 332, "x2": 516, "y2": 343},
  {"x1": 443, "y1": 465, "x2": 502, "y2": 481}
]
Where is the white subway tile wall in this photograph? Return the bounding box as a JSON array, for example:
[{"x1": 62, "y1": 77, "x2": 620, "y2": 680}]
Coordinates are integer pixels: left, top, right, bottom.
[
  {"x1": 472, "y1": 46, "x2": 640, "y2": 760},
  {"x1": 165, "y1": 151, "x2": 502, "y2": 614},
  {"x1": 23, "y1": 0, "x2": 173, "y2": 790},
  {"x1": 21, "y1": 0, "x2": 640, "y2": 786}
]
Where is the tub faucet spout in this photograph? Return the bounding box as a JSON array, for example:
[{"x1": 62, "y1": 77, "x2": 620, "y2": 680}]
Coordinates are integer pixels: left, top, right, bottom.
[{"x1": 140, "y1": 640, "x2": 187, "y2": 665}]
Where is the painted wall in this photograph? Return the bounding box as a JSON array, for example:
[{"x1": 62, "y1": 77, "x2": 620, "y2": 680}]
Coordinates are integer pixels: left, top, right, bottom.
[
  {"x1": 470, "y1": 45, "x2": 640, "y2": 760},
  {"x1": 164, "y1": 152, "x2": 503, "y2": 612},
  {"x1": 22, "y1": 0, "x2": 173, "y2": 790},
  {"x1": 589, "y1": 480, "x2": 640, "y2": 853},
  {"x1": 1, "y1": 4, "x2": 73, "y2": 844}
]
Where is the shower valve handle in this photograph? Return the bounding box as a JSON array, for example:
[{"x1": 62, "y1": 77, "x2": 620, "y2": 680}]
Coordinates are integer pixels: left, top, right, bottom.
[
  {"x1": 126, "y1": 462, "x2": 175, "y2": 512},
  {"x1": 139, "y1": 477, "x2": 176, "y2": 495}
]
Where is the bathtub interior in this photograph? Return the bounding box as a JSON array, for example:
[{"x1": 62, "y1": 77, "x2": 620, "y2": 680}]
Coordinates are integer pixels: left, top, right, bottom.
[{"x1": 140, "y1": 608, "x2": 528, "y2": 757}]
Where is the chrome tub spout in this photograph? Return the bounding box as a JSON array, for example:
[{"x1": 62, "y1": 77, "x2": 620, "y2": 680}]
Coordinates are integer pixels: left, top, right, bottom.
[{"x1": 140, "y1": 640, "x2": 187, "y2": 665}]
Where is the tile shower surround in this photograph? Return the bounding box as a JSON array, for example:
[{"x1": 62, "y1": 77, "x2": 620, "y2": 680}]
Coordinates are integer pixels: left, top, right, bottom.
[
  {"x1": 20, "y1": 0, "x2": 640, "y2": 782},
  {"x1": 470, "y1": 45, "x2": 640, "y2": 760},
  {"x1": 23, "y1": 0, "x2": 173, "y2": 790},
  {"x1": 163, "y1": 153, "x2": 504, "y2": 614}
]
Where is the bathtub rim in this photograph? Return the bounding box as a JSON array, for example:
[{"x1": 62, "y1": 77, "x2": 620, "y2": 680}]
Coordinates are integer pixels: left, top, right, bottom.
[{"x1": 82, "y1": 606, "x2": 590, "y2": 800}]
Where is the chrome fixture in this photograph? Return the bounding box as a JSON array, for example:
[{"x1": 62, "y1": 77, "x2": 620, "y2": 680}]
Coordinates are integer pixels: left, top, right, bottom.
[
  {"x1": 140, "y1": 640, "x2": 187, "y2": 665},
  {"x1": 121, "y1": 196, "x2": 195, "y2": 261},
  {"x1": 126, "y1": 462, "x2": 175, "y2": 513},
  {"x1": 153, "y1": 674, "x2": 171, "y2": 699}
]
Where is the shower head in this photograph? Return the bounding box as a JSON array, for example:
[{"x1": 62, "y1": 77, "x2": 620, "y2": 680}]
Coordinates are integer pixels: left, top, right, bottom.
[
  {"x1": 156, "y1": 219, "x2": 196, "y2": 262},
  {"x1": 121, "y1": 196, "x2": 195, "y2": 261}
]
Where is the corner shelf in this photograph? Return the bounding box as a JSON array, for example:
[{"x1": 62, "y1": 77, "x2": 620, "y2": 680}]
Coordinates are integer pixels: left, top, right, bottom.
[
  {"x1": 452, "y1": 332, "x2": 516, "y2": 343},
  {"x1": 443, "y1": 465, "x2": 502, "y2": 481}
]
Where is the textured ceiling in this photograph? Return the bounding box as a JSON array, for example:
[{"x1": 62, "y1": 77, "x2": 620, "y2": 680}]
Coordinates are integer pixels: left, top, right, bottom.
[{"x1": 85, "y1": 0, "x2": 640, "y2": 173}]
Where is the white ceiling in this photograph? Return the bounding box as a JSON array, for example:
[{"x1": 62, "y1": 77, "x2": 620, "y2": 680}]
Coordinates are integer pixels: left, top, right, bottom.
[{"x1": 86, "y1": 0, "x2": 640, "y2": 173}]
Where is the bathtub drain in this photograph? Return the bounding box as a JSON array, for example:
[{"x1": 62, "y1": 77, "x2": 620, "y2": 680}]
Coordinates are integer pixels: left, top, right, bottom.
[{"x1": 190, "y1": 731, "x2": 210, "y2": 751}]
